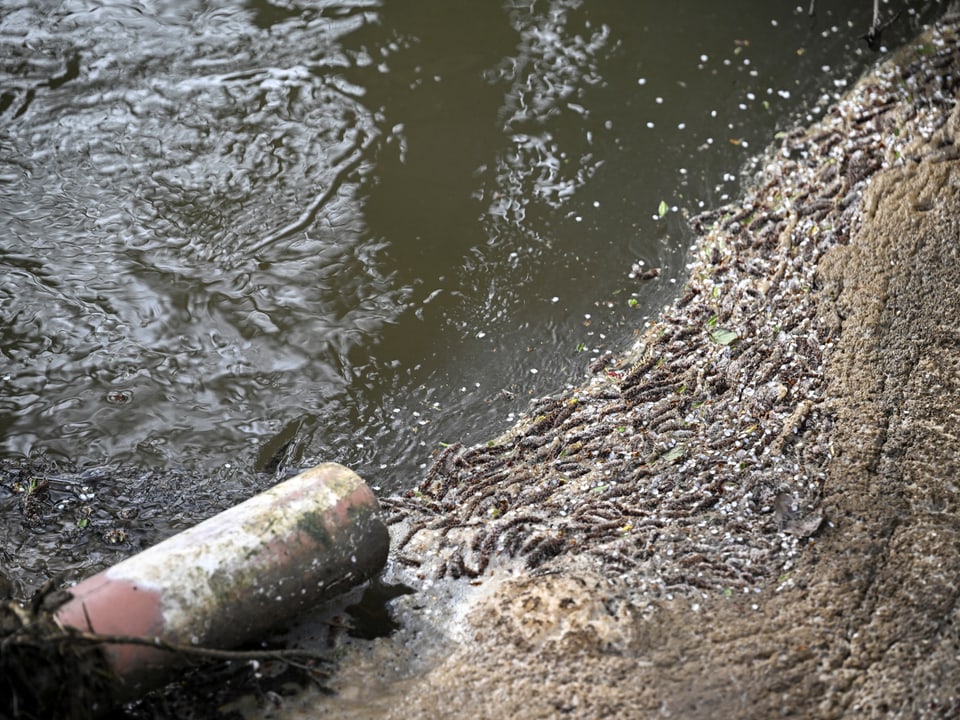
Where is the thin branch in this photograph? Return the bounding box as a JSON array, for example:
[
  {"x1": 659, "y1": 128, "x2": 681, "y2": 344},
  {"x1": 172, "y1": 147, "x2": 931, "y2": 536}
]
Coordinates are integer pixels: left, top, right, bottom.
[
  {"x1": 7, "y1": 627, "x2": 331, "y2": 674},
  {"x1": 863, "y1": 6, "x2": 901, "y2": 51}
]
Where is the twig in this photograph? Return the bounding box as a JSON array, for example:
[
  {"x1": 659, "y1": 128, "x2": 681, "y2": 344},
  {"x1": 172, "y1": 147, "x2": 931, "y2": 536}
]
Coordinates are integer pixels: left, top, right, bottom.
[
  {"x1": 863, "y1": 6, "x2": 901, "y2": 51},
  {"x1": 5, "y1": 625, "x2": 331, "y2": 674}
]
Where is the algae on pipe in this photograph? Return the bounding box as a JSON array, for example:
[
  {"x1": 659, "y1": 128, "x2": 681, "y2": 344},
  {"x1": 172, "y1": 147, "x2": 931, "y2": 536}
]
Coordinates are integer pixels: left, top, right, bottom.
[{"x1": 54, "y1": 463, "x2": 389, "y2": 704}]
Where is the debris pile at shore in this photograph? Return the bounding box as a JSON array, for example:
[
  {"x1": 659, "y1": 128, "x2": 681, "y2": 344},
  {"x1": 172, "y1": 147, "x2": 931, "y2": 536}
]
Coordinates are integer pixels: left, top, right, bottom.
[{"x1": 383, "y1": 11, "x2": 960, "y2": 601}]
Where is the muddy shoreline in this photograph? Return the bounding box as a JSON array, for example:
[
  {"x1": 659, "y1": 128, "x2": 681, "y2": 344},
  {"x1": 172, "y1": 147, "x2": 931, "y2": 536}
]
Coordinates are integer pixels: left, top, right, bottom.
[
  {"x1": 3, "y1": 9, "x2": 960, "y2": 720},
  {"x1": 294, "y1": 11, "x2": 960, "y2": 719}
]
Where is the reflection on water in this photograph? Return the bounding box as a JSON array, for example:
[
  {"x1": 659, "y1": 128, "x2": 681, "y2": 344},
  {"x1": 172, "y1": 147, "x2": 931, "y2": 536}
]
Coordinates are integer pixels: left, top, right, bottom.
[
  {"x1": 0, "y1": 1, "x2": 945, "y2": 497},
  {"x1": 1, "y1": 0, "x2": 398, "y2": 472}
]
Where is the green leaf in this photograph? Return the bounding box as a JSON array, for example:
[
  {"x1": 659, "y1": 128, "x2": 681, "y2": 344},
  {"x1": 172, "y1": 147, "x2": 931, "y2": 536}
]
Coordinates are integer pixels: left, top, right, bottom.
[
  {"x1": 657, "y1": 200, "x2": 669, "y2": 218},
  {"x1": 661, "y1": 445, "x2": 685, "y2": 463},
  {"x1": 708, "y1": 327, "x2": 739, "y2": 345},
  {"x1": 627, "y1": 297, "x2": 639, "y2": 308}
]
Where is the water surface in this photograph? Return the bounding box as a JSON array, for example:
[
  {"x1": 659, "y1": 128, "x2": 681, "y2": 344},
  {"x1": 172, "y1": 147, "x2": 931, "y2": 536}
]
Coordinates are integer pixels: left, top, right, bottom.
[{"x1": 0, "y1": 0, "x2": 944, "y2": 498}]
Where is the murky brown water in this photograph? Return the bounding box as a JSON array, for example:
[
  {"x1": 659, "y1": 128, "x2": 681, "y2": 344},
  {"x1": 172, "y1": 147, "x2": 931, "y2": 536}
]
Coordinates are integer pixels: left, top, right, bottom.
[{"x1": 0, "y1": 1, "x2": 945, "y2": 592}]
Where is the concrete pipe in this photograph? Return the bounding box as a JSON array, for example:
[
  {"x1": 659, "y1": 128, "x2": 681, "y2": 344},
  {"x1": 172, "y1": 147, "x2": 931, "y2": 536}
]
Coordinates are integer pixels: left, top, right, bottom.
[{"x1": 54, "y1": 462, "x2": 389, "y2": 702}]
